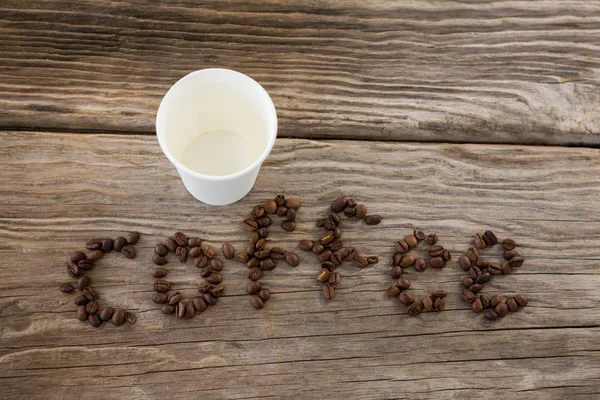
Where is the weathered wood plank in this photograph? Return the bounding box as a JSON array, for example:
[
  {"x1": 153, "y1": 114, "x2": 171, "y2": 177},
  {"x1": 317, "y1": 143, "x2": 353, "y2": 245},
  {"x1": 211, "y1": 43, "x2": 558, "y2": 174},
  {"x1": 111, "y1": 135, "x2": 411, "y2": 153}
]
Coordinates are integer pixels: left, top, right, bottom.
[
  {"x1": 0, "y1": 1, "x2": 599, "y2": 145},
  {"x1": 0, "y1": 131, "x2": 599, "y2": 399}
]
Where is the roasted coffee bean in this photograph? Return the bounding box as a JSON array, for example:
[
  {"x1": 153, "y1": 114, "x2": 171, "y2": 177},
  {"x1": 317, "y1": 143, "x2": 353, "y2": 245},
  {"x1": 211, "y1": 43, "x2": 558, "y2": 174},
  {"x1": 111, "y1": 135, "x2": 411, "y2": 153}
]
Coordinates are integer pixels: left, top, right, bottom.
[
  {"x1": 321, "y1": 221, "x2": 336, "y2": 231},
  {"x1": 328, "y1": 272, "x2": 340, "y2": 285},
  {"x1": 476, "y1": 272, "x2": 491, "y2": 284},
  {"x1": 323, "y1": 285, "x2": 335, "y2": 300},
  {"x1": 476, "y1": 258, "x2": 490, "y2": 268},
  {"x1": 70, "y1": 251, "x2": 87, "y2": 263},
  {"x1": 83, "y1": 287, "x2": 99, "y2": 300},
  {"x1": 168, "y1": 292, "x2": 182, "y2": 306},
  {"x1": 312, "y1": 243, "x2": 325, "y2": 254},
  {"x1": 274, "y1": 195, "x2": 285, "y2": 206},
  {"x1": 354, "y1": 204, "x2": 367, "y2": 219},
  {"x1": 60, "y1": 283, "x2": 75, "y2": 293},
  {"x1": 161, "y1": 305, "x2": 175, "y2": 315},
  {"x1": 394, "y1": 240, "x2": 410, "y2": 253},
  {"x1": 428, "y1": 245, "x2": 444, "y2": 257},
  {"x1": 281, "y1": 221, "x2": 296, "y2": 232},
  {"x1": 152, "y1": 292, "x2": 168, "y2": 304},
  {"x1": 271, "y1": 247, "x2": 286, "y2": 260},
  {"x1": 466, "y1": 247, "x2": 479, "y2": 262},
  {"x1": 434, "y1": 298, "x2": 446, "y2": 311},
  {"x1": 396, "y1": 277, "x2": 411, "y2": 290},
  {"x1": 246, "y1": 244, "x2": 256, "y2": 257},
  {"x1": 165, "y1": 238, "x2": 178, "y2": 253},
  {"x1": 299, "y1": 240, "x2": 314, "y2": 251},
  {"x1": 192, "y1": 297, "x2": 207, "y2": 312},
  {"x1": 154, "y1": 280, "x2": 171, "y2": 293},
  {"x1": 343, "y1": 207, "x2": 355, "y2": 218},
  {"x1": 211, "y1": 284, "x2": 225, "y2": 297},
  {"x1": 328, "y1": 213, "x2": 341, "y2": 226},
  {"x1": 76, "y1": 305, "x2": 88, "y2": 321},
  {"x1": 353, "y1": 255, "x2": 368, "y2": 268},
  {"x1": 364, "y1": 215, "x2": 382, "y2": 225},
  {"x1": 318, "y1": 250, "x2": 333, "y2": 263},
  {"x1": 248, "y1": 267, "x2": 261, "y2": 281},
  {"x1": 210, "y1": 259, "x2": 224, "y2": 271},
  {"x1": 509, "y1": 256, "x2": 524, "y2": 268},
  {"x1": 366, "y1": 256, "x2": 379, "y2": 264},
  {"x1": 321, "y1": 261, "x2": 336, "y2": 270},
  {"x1": 316, "y1": 218, "x2": 328, "y2": 228},
  {"x1": 176, "y1": 302, "x2": 186, "y2": 318},
  {"x1": 414, "y1": 258, "x2": 427, "y2": 272},
  {"x1": 503, "y1": 250, "x2": 518, "y2": 260},
  {"x1": 256, "y1": 216, "x2": 272, "y2": 228},
  {"x1": 431, "y1": 290, "x2": 448, "y2": 299},
  {"x1": 474, "y1": 233, "x2": 486, "y2": 249},
  {"x1": 391, "y1": 252, "x2": 402, "y2": 266},
  {"x1": 127, "y1": 231, "x2": 141, "y2": 245},
  {"x1": 404, "y1": 235, "x2": 418, "y2": 249},
  {"x1": 258, "y1": 288, "x2": 271, "y2": 302},
  {"x1": 284, "y1": 208, "x2": 296, "y2": 222},
  {"x1": 253, "y1": 250, "x2": 269, "y2": 260},
  {"x1": 284, "y1": 251, "x2": 299, "y2": 267},
  {"x1": 387, "y1": 285, "x2": 401, "y2": 297},
  {"x1": 246, "y1": 281, "x2": 262, "y2": 294},
  {"x1": 86, "y1": 301, "x2": 99, "y2": 314},
  {"x1": 251, "y1": 205, "x2": 266, "y2": 219},
  {"x1": 469, "y1": 284, "x2": 483, "y2": 293},
  {"x1": 320, "y1": 231, "x2": 335, "y2": 245},
  {"x1": 316, "y1": 268, "x2": 330, "y2": 283},
  {"x1": 189, "y1": 246, "x2": 202, "y2": 258},
  {"x1": 331, "y1": 197, "x2": 346, "y2": 213},
  {"x1": 488, "y1": 263, "x2": 502, "y2": 275},
  {"x1": 469, "y1": 266, "x2": 482, "y2": 279},
  {"x1": 88, "y1": 313, "x2": 102, "y2": 327},
  {"x1": 515, "y1": 294, "x2": 528, "y2": 307},
  {"x1": 333, "y1": 227, "x2": 343, "y2": 239},
  {"x1": 284, "y1": 198, "x2": 300, "y2": 210},
  {"x1": 414, "y1": 230, "x2": 427, "y2": 241},
  {"x1": 390, "y1": 266, "x2": 403, "y2": 279},
  {"x1": 495, "y1": 302, "x2": 509, "y2": 317},
  {"x1": 490, "y1": 295, "x2": 502, "y2": 307},
  {"x1": 442, "y1": 250, "x2": 452, "y2": 261},
  {"x1": 198, "y1": 281, "x2": 211, "y2": 293},
  {"x1": 422, "y1": 296, "x2": 434, "y2": 312},
  {"x1": 100, "y1": 239, "x2": 114, "y2": 253},
  {"x1": 112, "y1": 309, "x2": 126, "y2": 326},
  {"x1": 502, "y1": 238, "x2": 517, "y2": 250},
  {"x1": 398, "y1": 291, "x2": 415, "y2": 306},
  {"x1": 151, "y1": 253, "x2": 167, "y2": 266},
  {"x1": 329, "y1": 240, "x2": 344, "y2": 251},
  {"x1": 194, "y1": 255, "x2": 209, "y2": 268},
  {"x1": 265, "y1": 199, "x2": 278, "y2": 214},
  {"x1": 153, "y1": 244, "x2": 168, "y2": 257},
  {"x1": 74, "y1": 295, "x2": 89, "y2": 306},
  {"x1": 479, "y1": 295, "x2": 490, "y2": 309},
  {"x1": 342, "y1": 246, "x2": 356, "y2": 261},
  {"x1": 222, "y1": 243, "x2": 235, "y2": 260},
  {"x1": 260, "y1": 258, "x2": 276, "y2": 271},
  {"x1": 399, "y1": 255, "x2": 415, "y2": 268},
  {"x1": 86, "y1": 239, "x2": 102, "y2": 250},
  {"x1": 201, "y1": 244, "x2": 215, "y2": 259},
  {"x1": 111, "y1": 237, "x2": 125, "y2": 252},
  {"x1": 254, "y1": 238, "x2": 267, "y2": 251},
  {"x1": 344, "y1": 198, "x2": 356, "y2": 209},
  {"x1": 77, "y1": 259, "x2": 93, "y2": 271},
  {"x1": 429, "y1": 256, "x2": 446, "y2": 269},
  {"x1": 501, "y1": 261, "x2": 512, "y2": 275},
  {"x1": 483, "y1": 230, "x2": 498, "y2": 246},
  {"x1": 173, "y1": 232, "x2": 187, "y2": 246},
  {"x1": 275, "y1": 204, "x2": 287, "y2": 217},
  {"x1": 186, "y1": 237, "x2": 200, "y2": 248},
  {"x1": 250, "y1": 295, "x2": 264, "y2": 309},
  {"x1": 77, "y1": 275, "x2": 91, "y2": 290},
  {"x1": 506, "y1": 297, "x2": 519, "y2": 312},
  {"x1": 461, "y1": 289, "x2": 476, "y2": 303},
  {"x1": 408, "y1": 302, "x2": 422, "y2": 316},
  {"x1": 243, "y1": 218, "x2": 258, "y2": 231},
  {"x1": 472, "y1": 298, "x2": 484, "y2": 313},
  {"x1": 99, "y1": 307, "x2": 114, "y2": 321},
  {"x1": 246, "y1": 257, "x2": 260, "y2": 269},
  {"x1": 185, "y1": 303, "x2": 195, "y2": 319},
  {"x1": 330, "y1": 253, "x2": 343, "y2": 267},
  {"x1": 87, "y1": 250, "x2": 103, "y2": 261},
  {"x1": 198, "y1": 264, "x2": 213, "y2": 277},
  {"x1": 122, "y1": 245, "x2": 136, "y2": 259},
  {"x1": 427, "y1": 234, "x2": 438, "y2": 245},
  {"x1": 462, "y1": 277, "x2": 474, "y2": 288},
  {"x1": 206, "y1": 273, "x2": 222, "y2": 285}
]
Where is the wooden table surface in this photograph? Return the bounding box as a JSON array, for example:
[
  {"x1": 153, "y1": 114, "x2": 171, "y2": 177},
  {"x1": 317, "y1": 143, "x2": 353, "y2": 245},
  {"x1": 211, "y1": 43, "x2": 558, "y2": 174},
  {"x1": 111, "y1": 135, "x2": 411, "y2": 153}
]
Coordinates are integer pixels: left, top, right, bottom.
[{"x1": 1, "y1": 1, "x2": 599, "y2": 399}]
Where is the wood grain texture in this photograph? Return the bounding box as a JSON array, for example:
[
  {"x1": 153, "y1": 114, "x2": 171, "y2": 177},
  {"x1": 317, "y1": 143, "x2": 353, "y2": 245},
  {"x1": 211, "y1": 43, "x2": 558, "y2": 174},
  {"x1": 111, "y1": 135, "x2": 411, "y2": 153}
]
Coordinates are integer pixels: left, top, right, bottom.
[
  {"x1": 0, "y1": 0, "x2": 599, "y2": 145},
  {"x1": 1, "y1": 131, "x2": 599, "y2": 399}
]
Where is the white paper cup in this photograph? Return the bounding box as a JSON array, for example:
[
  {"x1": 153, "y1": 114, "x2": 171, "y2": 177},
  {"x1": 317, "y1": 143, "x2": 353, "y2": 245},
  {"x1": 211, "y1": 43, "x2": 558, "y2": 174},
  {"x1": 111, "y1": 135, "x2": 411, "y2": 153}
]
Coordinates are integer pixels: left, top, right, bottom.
[{"x1": 156, "y1": 68, "x2": 277, "y2": 205}]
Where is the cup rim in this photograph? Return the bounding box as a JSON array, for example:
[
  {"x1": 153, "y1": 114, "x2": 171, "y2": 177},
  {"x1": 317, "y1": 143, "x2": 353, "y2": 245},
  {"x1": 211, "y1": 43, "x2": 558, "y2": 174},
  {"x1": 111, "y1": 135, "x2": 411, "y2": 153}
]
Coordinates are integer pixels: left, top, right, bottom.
[{"x1": 156, "y1": 68, "x2": 278, "y2": 181}]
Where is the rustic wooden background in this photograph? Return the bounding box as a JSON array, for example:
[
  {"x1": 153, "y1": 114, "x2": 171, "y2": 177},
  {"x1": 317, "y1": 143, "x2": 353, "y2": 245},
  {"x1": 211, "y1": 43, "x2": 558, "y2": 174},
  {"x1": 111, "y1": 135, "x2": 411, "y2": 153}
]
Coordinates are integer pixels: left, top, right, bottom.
[{"x1": 1, "y1": 1, "x2": 599, "y2": 399}]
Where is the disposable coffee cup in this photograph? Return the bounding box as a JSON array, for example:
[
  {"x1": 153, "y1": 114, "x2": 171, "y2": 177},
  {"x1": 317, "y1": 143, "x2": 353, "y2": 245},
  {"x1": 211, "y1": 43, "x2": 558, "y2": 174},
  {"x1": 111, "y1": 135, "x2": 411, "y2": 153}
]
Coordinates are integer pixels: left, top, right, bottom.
[{"x1": 156, "y1": 68, "x2": 277, "y2": 205}]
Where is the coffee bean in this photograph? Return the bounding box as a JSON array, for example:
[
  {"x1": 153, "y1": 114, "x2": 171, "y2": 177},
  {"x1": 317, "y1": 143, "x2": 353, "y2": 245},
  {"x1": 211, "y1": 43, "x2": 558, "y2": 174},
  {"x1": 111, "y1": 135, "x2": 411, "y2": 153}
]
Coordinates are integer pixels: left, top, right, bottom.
[
  {"x1": 247, "y1": 281, "x2": 262, "y2": 294},
  {"x1": 330, "y1": 253, "x2": 343, "y2": 267},
  {"x1": 428, "y1": 245, "x2": 444, "y2": 257},
  {"x1": 192, "y1": 297, "x2": 207, "y2": 312},
  {"x1": 246, "y1": 244, "x2": 256, "y2": 257},
  {"x1": 469, "y1": 284, "x2": 483, "y2": 293},
  {"x1": 330, "y1": 197, "x2": 346, "y2": 213},
  {"x1": 509, "y1": 256, "x2": 524, "y2": 268},
  {"x1": 476, "y1": 272, "x2": 491, "y2": 284},
  {"x1": 506, "y1": 297, "x2": 519, "y2": 312},
  {"x1": 283, "y1": 251, "x2": 299, "y2": 267},
  {"x1": 515, "y1": 294, "x2": 528, "y2": 307},
  {"x1": 476, "y1": 258, "x2": 490, "y2": 268},
  {"x1": 343, "y1": 207, "x2": 355, "y2": 218},
  {"x1": 257, "y1": 289, "x2": 271, "y2": 302},
  {"x1": 198, "y1": 281, "x2": 211, "y2": 293},
  {"x1": 431, "y1": 290, "x2": 448, "y2": 299},
  {"x1": 328, "y1": 272, "x2": 340, "y2": 285},
  {"x1": 276, "y1": 206, "x2": 288, "y2": 218},
  {"x1": 328, "y1": 213, "x2": 341, "y2": 226},
  {"x1": 422, "y1": 296, "x2": 434, "y2": 312},
  {"x1": 391, "y1": 253, "x2": 402, "y2": 266},
  {"x1": 60, "y1": 283, "x2": 75, "y2": 293},
  {"x1": 76, "y1": 305, "x2": 88, "y2": 321},
  {"x1": 298, "y1": 240, "x2": 313, "y2": 251},
  {"x1": 256, "y1": 216, "x2": 271, "y2": 228},
  {"x1": 390, "y1": 266, "x2": 403, "y2": 279},
  {"x1": 399, "y1": 255, "x2": 415, "y2": 268},
  {"x1": 111, "y1": 309, "x2": 126, "y2": 326},
  {"x1": 353, "y1": 204, "x2": 367, "y2": 219},
  {"x1": 490, "y1": 295, "x2": 502, "y2": 307},
  {"x1": 398, "y1": 291, "x2": 415, "y2": 306},
  {"x1": 366, "y1": 256, "x2": 379, "y2": 264},
  {"x1": 209, "y1": 259, "x2": 223, "y2": 271},
  {"x1": 387, "y1": 285, "x2": 401, "y2": 297},
  {"x1": 442, "y1": 250, "x2": 452, "y2": 262},
  {"x1": 482, "y1": 230, "x2": 498, "y2": 246},
  {"x1": 462, "y1": 277, "x2": 474, "y2": 288},
  {"x1": 503, "y1": 250, "x2": 518, "y2": 260},
  {"x1": 216, "y1": 244, "x2": 233, "y2": 261},
  {"x1": 312, "y1": 243, "x2": 325, "y2": 254},
  {"x1": 488, "y1": 263, "x2": 502, "y2": 275},
  {"x1": 396, "y1": 277, "x2": 411, "y2": 290},
  {"x1": 323, "y1": 285, "x2": 335, "y2": 300},
  {"x1": 100, "y1": 239, "x2": 114, "y2": 253},
  {"x1": 434, "y1": 298, "x2": 446, "y2": 311},
  {"x1": 469, "y1": 266, "x2": 482, "y2": 279},
  {"x1": 353, "y1": 255, "x2": 368, "y2": 268},
  {"x1": 316, "y1": 268, "x2": 330, "y2": 283},
  {"x1": 152, "y1": 293, "x2": 168, "y2": 304},
  {"x1": 479, "y1": 295, "x2": 490, "y2": 309},
  {"x1": 127, "y1": 231, "x2": 141, "y2": 245},
  {"x1": 87, "y1": 250, "x2": 103, "y2": 261},
  {"x1": 206, "y1": 272, "x2": 222, "y2": 285},
  {"x1": 168, "y1": 292, "x2": 182, "y2": 306},
  {"x1": 208, "y1": 284, "x2": 223, "y2": 298},
  {"x1": 342, "y1": 246, "x2": 356, "y2": 260},
  {"x1": 394, "y1": 240, "x2": 409, "y2": 253},
  {"x1": 284, "y1": 198, "x2": 300, "y2": 211},
  {"x1": 243, "y1": 218, "x2": 258, "y2": 231},
  {"x1": 99, "y1": 307, "x2": 114, "y2": 321},
  {"x1": 474, "y1": 233, "x2": 486, "y2": 249},
  {"x1": 150, "y1": 244, "x2": 167, "y2": 258},
  {"x1": 461, "y1": 289, "x2": 476, "y2": 303},
  {"x1": 459, "y1": 256, "x2": 472, "y2": 271},
  {"x1": 281, "y1": 221, "x2": 296, "y2": 232},
  {"x1": 283, "y1": 208, "x2": 296, "y2": 222},
  {"x1": 77, "y1": 259, "x2": 93, "y2": 271},
  {"x1": 83, "y1": 287, "x2": 99, "y2": 300},
  {"x1": 161, "y1": 305, "x2": 175, "y2": 315},
  {"x1": 122, "y1": 245, "x2": 136, "y2": 259},
  {"x1": 253, "y1": 250, "x2": 269, "y2": 260},
  {"x1": 151, "y1": 254, "x2": 166, "y2": 266},
  {"x1": 414, "y1": 258, "x2": 427, "y2": 272},
  {"x1": 86, "y1": 301, "x2": 99, "y2": 314},
  {"x1": 429, "y1": 256, "x2": 446, "y2": 269},
  {"x1": 177, "y1": 246, "x2": 189, "y2": 262},
  {"x1": 176, "y1": 302, "x2": 186, "y2": 318},
  {"x1": 404, "y1": 235, "x2": 418, "y2": 249},
  {"x1": 74, "y1": 295, "x2": 89, "y2": 306},
  {"x1": 260, "y1": 258, "x2": 276, "y2": 271},
  {"x1": 250, "y1": 295, "x2": 264, "y2": 309},
  {"x1": 184, "y1": 303, "x2": 195, "y2": 319},
  {"x1": 246, "y1": 258, "x2": 260, "y2": 269},
  {"x1": 502, "y1": 238, "x2": 517, "y2": 250},
  {"x1": 77, "y1": 275, "x2": 91, "y2": 290},
  {"x1": 189, "y1": 246, "x2": 202, "y2": 258},
  {"x1": 172, "y1": 232, "x2": 186, "y2": 247},
  {"x1": 274, "y1": 195, "x2": 285, "y2": 206},
  {"x1": 85, "y1": 239, "x2": 102, "y2": 250},
  {"x1": 70, "y1": 251, "x2": 87, "y2": 263},
  {"x1": 427, "y1": 234, "x2": 438, "y2": 245},
  {"x1": 111, "y1": 237, "x2": 125, "y2": 252},
  {"x1": 315, "y1": 218, "x2": 327, "y2": 228},
  {"x1": 329, "y1": 240, "x2": 344, "y2": 251},
  {"x1": 465, "y1": 248, "x2": 479, "y2": 263},
  {"x1": 364, "y1": 215, "x2": 382, "y2": 225},
  {"x1": 495, "y1": 302, "x2": 509, "y2": 317},
  {"x1": 472, "y1": 298, "x2": 484, "y2": 313},
  {"x1": 199, "y1": 244, "x2": 214, "y2": 259},
  {"x1": 414, "y1": 230, "x2": 427, "y2": 241},
  {"x1": 165, "y1": 238, "x2": 178, "y2": 253},
  {"x1": 88, "y1": 313, "x2": 102, "y2": 327},
  {"x1": 194, "y1": 255, "x2": 209, "y2": 268},
  {"x1": 501, "y1": 261, "x2": 512, "y2": 275},
  {"x1": 321, "y1": 261, "x2": 336, "y2": 270},
  {"x1": 254, "y1": 238, "x2": 266, "y2": 251},
  {"x1": 248, "y1": 267, "x2": 261, "y2": 281},
  {"x1": 250, "y1": 205, "x2": 266, "y2": 219},
  {"x1": 408, "y1": 302, "x2": 422, "y2": 316},
  {"x1": 154, "y1": 280, "x2": 171, "y2": 293},
  {"x1": 265, "y1": 199, "x2": 278, "y2": 214}
]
